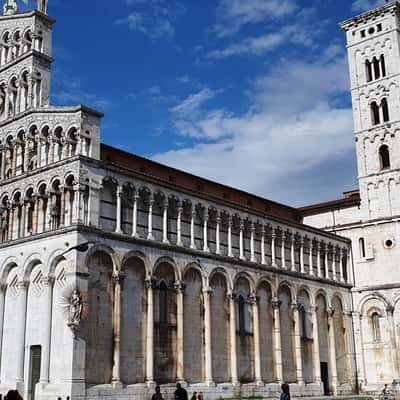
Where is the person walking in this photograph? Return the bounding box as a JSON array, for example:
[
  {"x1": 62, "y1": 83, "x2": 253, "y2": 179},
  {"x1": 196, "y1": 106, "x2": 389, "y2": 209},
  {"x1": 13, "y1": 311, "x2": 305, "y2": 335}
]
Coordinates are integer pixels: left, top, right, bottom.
[
  {"x1": 175, "y1": 383, "x2": 188, "y2": 400},
  {"x1": 152, "y1": 385, "x2": 164, "y2": 400},
  {"x1": 280, "y1": 383, "x2": 291, "y2": 400},
  {"x1": 5, "y1": 390, "x2": 23, "y2": 400},
  {"x1": 190, "y1": 392, "x2": 198, "y2": 400}
]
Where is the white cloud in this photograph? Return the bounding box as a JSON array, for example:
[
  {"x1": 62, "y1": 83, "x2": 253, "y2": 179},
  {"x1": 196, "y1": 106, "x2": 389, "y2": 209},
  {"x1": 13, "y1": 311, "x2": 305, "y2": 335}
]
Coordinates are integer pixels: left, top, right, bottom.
[
  {"x1": 214, "y1": 0, "x2": 297, "y2": 37},
  {"x1": 170, "y1": 88, "x2": 216, "y2": 116},
  {"x1": 117, "y1": 0, "x2": 185, "y2": 39},
  {"x1": 208, "y1": 24, "x2": 313, "y2": 59},
  {"x1": 153, "y1": 52, "x2": 356, "y2": 206},
  {"x1": 352, "y1": 0, "x2": 384, "y2": 12}
]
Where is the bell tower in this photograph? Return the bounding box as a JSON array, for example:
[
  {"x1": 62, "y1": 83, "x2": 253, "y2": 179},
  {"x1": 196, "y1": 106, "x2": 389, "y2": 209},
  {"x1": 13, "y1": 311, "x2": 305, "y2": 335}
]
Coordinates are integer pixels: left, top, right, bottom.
[
  {"x1": 0, "y1": 0, "x2": 54, "y2": 118},
  {"x1": 341, "y1": 1, "x2": 400, "y2": 221}
]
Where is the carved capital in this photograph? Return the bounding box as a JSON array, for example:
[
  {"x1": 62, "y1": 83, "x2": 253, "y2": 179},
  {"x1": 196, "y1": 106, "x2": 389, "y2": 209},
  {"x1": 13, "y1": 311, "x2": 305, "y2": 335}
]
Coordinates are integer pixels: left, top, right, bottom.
[
  {"x1": 272, "y1": 298, "x2": 281, "y2": 310},
  {"x1": 174, "y1": 281, "x2": 186, "y2": 293},
  {"x1": 387, "y1": 305, "x2": 395, "y2": 316},
  {"x1": 144, "y1": 278, "x2": 155, "y2": 290}
]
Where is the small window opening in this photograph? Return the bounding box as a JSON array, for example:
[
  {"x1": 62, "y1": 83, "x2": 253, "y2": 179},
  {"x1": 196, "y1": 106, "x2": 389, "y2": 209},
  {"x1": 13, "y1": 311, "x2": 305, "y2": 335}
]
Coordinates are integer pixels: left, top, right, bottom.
[
  {"x1": 380, "y1": 55, "x2": 386, "y2": 77},
  {"x1": 379, "y1": 145, "x2": 391, "y2": 170},
  {"x1": 371, "y1": 312, "x2": 381, "y2": 342},
  {"x1": 371, "y1": 102, "x2": 380, "y2": 125},
  {"x1": 359, "y1": 237, "x2": 366, "y2": 258},
  {"x1": 366, "y1": 60, "x2": 373, "y2": 82},
  {"x1": 382, "y1": 98, "x2": 390, "y2": 122},
  {"x1": 361, "y1": 30, "x2": 366, "y2": 38},
  {"x1": 369, "y1": 27, "x2": 375, "y2": 35},
  {"x1": 377, "y1": 23, "x2": 382, "y2": 32}
]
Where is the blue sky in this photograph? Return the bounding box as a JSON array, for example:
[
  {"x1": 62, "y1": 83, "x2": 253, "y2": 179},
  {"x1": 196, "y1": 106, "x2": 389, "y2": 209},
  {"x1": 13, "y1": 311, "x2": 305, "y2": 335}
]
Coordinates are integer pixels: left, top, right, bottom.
[{"x1": 21, "y1": 0, "x2": 387, "y2": 206}]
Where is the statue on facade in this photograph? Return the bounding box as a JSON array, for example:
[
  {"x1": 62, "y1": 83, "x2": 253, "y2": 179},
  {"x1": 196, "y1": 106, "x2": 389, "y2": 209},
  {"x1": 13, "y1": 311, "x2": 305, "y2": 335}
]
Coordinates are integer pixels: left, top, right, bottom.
[
  {"x1": 3, "y1": 0, "x2": 18, "y2": 16},
  {"x1": 67, "y1": 289, "x2": 83, "y2": 330}
]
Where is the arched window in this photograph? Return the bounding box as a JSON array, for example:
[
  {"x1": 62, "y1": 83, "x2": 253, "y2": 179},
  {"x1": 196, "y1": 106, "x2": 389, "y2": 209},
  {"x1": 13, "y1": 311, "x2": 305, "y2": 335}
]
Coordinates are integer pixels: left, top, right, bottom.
[
  {"x1": 379, "y1": 145, "x2": 390, "y2": 170},
  {"x1": 238, "y1": 295, "x2": 246, "y2": 336},
  {"x1": 371, "y1": 102, "x2": 380, "y2": 125},
  {"x1": 159, "y1": 282, "x2": 168, "y2": 324},
  {"x1": 366, "y1": 60, "x2": 373, "y2": 82},
  {"x1": 380, "y1": 55, "x2": 386, "y2": 77},
  {"x1": 373, "y1": 57, "x2": 380, "y2": 80},
  {"x1": 371, "y1": 312, "x2": 381, "y2": 342},
  {"x1": 359, "y1": 237, "x2": 366, "y2": 258},
  {"x1": 382, "y1": 98, "x2": 390, "y2": 122}
]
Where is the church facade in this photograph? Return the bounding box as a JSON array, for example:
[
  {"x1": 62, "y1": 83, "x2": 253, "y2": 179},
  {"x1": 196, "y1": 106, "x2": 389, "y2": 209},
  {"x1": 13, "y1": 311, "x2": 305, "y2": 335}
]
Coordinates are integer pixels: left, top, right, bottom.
[{"x1": 0, "y1": 1, "x2": 396, "y2": 400}]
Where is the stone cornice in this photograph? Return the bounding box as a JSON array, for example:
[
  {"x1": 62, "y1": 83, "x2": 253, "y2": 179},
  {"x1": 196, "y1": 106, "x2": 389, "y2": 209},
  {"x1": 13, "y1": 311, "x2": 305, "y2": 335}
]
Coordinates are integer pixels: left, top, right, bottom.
[
  {"x1": 0, "y1": 10, "x2": 56, "y2": 25},
  {"x1": 340, "y1": 1, "x2": 400, "y2": 31}
]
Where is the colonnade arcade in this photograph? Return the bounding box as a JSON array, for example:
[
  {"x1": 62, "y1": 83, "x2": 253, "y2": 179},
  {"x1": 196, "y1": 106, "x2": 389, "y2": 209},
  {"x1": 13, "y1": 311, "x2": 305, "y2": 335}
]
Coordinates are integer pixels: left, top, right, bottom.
[
  {"x1": 0, "y1": 27, "x2": 43, "y2": 67},
  {"x1": 0, "y1": 249, "x2": 353, "y2": 394},
  {"x1": 82, "y1": 249, "x2": 353, "y2": 393},
  {"x1": 100, "y1": 178, "x2": 351, "y2": 285},
  {"x1": 0, "y1": 173, "x2": 88, "y2": 243},
  {"x1": 0, "y1": 123, "x2": 90, "y2": 182}
]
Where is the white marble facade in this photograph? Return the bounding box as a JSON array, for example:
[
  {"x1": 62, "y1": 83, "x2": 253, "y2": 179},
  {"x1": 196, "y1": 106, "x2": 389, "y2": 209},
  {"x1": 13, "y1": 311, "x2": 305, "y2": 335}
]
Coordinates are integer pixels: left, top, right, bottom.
[
  {"x1": 302, "y1": 1, "x2": 400, "y2": 395},
  {"x1": 0, "y1": 2, "x2": 396, "y2": 400}
]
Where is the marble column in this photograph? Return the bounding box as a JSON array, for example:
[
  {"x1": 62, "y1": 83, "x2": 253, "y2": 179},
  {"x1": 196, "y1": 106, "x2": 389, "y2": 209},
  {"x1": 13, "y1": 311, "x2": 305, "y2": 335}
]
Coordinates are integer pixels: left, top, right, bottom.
[
  {"x1": 324, "y1": 244, "x2": 329, "y2": 278},
  {"x1": 162, "y1": 199, "x2": 169, "y2": 244},
  {"x1": 328, "y1": 309, "x2": 338, "y2": 395},
  {"x1": 250, "y1": 223, "x2": 256, "y2": 263},
  {"x1": 215, "y1": 215, "x2": 221, "y2": 255},
  {"x1": 261, "y1": 226, "x2": 266, "y2": 265},
  {"x1": 300, "y1": 238, "x2": 305, "y2": 274},
  {"x1": 39, "y1": 276, "x2": 54, "y2": 384},
  {"x1": 112, "y1": 273, "x2": 123, "y2": 386},
  {"x1": 272, "y1": 299, "x2": 283, "y2": 383},
  {"x1": 131, "y1": 194, "x2": 139, "y2": 238},
  {"x1": 317, "y1": 242, "x2": 322, "y2": 278},
  {"x1": 0, "y1": 284, "x2": 5, "y2": 379},
  {"x1": 312, "y1": 306, "x2": 321, "y2": 384},
  {"x1": 293, "y1": 304, "x2": 304, "y2": 384},
  {"x1": 145, "y1": 280, "x2": 155, "y2": 384},
  {"x1": 147, "y1": 196, "x2": 154, "y2": 240},
  {"x1": 352, "y1": 312, "x2": 365, "y2": 390},
  {"x1": 387, "y1": 306, "x2": 400, "y2": 378},
  {"x1": 252, "y1": 296, "x2": 263, "y2": 385},
  {"x1": 239, "y1": 221, "x2": 245, "y2": 260},
  {"x1": 291, "y1": 234, "x2": 296, "y2": 272},
  {"x1": 203, "y1": 209, "x2": 209, "y2": 252},
  {"x1": 176, "y1": 205, "x2": 183, "y2": 246},
  {"x1": 229, "y1": 294, "x2": 239, "y2": 385},
  {"x1": 176, "y1": 282, "x2": 185, "y2": 382},
  {"x1": 59, "y1": 189, "x2": 65, "y2": 228},
  {"x1": 281, "y1": 231, "x2": 286, "y2": 269},
  {"x1": 332, "y1": 248, "x2": 337, "y2": 281},
  {"x1": 16, "y1": 281, "x2": 28, "y2": 383},
  {"x1": 23, "y1": 139, "x2": 29, "y2": 173},
  {"x1": 228, "y1": 216, "x2": 233, "y2": 257},
  {"x1": 203, "y1": 288, "x2": 214, "y2": 385},
  {"x1": 115, "y1": 185, "x2": 123, "y2": 234},
  {"x1": 190, "y1": 208, "x2": 196, "y2": 249},
  {"x1": 343, "y1": 312, "x2": 354, "y2": 386},
  {"x1": 309, "y1": 241, "x2": 314, "y2": 276},
  {"x1": 339, "y1": 249, "x2": 345, "y2": 282},
  {"x1": 271, "y1": 231, "x2": 276, "y2": 266}
]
